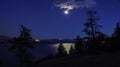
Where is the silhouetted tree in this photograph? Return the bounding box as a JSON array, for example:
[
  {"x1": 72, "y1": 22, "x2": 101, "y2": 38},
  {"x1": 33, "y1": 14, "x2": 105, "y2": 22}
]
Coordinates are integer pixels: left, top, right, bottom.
[
  {"x1": 111, "y1": 22, "x2": 120, "y2": 51},
  {"x1": 96, "y1": 32, "x2": 110, "y2": 52},
  {"x1": 69, "y1": 45, "x2": 74, "y2": 54},
  {"x1": 74, "y1": 35, "x2": 83, "y2": 54},
  {"x1": 9, "y1": 25, "x2": 34, "y2": 67},
  {"x1": 57, "y1": 43, "x2": 67, "y2": 56},
  {"x1": 83, "y1": 10, "x2": 102, "y2": 54},
  {"x1": 83, "y1": 10, "x2": 101, "y2": 38},
  {"x1": 112, "y1": 22, "x2": 120, "y2": 38}
]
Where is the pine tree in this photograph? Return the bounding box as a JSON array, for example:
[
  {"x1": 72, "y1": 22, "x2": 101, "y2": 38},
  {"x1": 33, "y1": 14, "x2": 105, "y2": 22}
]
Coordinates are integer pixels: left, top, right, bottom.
[
  {"x1": 74, "y1": 35, "x2": 83, "y2": 54},
  {"x1": 57, "y1": 43, "x2": 67, "y2": 56},
  {"x1": 83, "y1": 10, "x2": 102, "y2": 54},
  {"x1": 69, "y1": 45, "x2": 74, "y2": 54},
  {"x1": 111, "y1": 22, "x2": 120, "y2": 51},
  {"x1": 83, "y1": 10, "x2": 101, "y2": 38},
  {"x1": 9, "y1": 25, "x2": 34, "y2": 67},
  {"x1": 112, "y1": 22, "x2": 120, "y2": 38}
]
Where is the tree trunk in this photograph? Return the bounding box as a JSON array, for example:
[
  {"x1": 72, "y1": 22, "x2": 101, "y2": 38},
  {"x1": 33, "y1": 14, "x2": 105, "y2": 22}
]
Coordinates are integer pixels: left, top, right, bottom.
[{"x1": 19, "y1": 45, "x2": 24, "y2": 67}]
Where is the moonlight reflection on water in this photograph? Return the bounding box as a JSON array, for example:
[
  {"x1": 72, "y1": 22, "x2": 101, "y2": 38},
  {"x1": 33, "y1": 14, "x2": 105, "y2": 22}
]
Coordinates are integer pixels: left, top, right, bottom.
[{"x1": 51, "y1": 43, "x2": 75, "y2": 54}]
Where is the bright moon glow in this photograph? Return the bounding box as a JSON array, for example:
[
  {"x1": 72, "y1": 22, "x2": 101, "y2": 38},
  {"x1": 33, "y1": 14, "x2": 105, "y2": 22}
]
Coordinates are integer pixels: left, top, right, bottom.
[{"x1": 64, "y1": 10, "x2": 69, "y2": 15}]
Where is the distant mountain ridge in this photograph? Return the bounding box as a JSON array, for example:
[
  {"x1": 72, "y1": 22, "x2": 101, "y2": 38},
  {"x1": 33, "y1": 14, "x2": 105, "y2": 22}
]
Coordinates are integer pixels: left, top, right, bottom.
[
  {"x1": 0, "y1": 35, "x2": 75, "y2": 45},
  {"x1": 39, "y1": 39, "x2": 75, "y2": 44}
]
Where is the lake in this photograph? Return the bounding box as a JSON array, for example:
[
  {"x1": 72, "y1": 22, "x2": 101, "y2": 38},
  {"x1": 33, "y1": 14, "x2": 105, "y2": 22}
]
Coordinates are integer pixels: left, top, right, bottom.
[
  {"x1": 0, "y1": 43, "x2": 75, "y2": 66},
  {"x1": 32, "y1": 43, "x2": 75, "y2": 60}
]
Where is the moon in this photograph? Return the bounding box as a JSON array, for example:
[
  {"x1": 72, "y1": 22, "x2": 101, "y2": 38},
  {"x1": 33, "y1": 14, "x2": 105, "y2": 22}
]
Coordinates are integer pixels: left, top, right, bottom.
[{"x1": 64, "y1": 10, "x2": 69, "y2": 15}]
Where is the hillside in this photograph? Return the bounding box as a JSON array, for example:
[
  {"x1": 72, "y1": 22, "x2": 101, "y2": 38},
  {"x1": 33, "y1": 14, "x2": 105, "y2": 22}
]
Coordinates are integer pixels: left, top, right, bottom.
[{"x1": 37, "y1": 52, "x2": 120, "y2": 67}]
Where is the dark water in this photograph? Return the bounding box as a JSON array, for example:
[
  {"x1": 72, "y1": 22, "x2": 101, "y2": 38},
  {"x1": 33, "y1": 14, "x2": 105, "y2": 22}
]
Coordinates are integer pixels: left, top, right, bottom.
[
  {"x1": 0, "y1": 43, "x2": 74, "y2": 67},
  {"x1": 31, "y1": 44, "x2": 58, "y2": 60},
  {"x1": 0, "y1": 44, "x2": 57, "y2": 61}
]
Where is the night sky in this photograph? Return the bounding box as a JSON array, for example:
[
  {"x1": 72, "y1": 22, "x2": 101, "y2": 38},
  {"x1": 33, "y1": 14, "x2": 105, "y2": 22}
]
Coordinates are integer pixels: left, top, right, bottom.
[{"x1": 0, "y1": 0, "x2": 120, "y2": 39}]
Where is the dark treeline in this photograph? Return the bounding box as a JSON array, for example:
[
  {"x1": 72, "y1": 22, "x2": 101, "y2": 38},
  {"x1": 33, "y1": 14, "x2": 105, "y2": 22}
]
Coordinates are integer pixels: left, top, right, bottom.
[
  {"x1": 56, "y1": 10, "x2": 120, "y2": 57},
  {"x1": 1, "y1": 10, "x2": 120, "y2": 67},
  {"x1": 9, "y1": 25, "x2": 34, "y2": 67}
]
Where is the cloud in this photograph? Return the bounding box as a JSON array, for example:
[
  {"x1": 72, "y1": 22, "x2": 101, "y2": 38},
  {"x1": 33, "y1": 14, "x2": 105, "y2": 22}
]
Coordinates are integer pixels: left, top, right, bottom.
[{"x1": 54, "y1": 0, "x2": 96, "y2": 11}]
